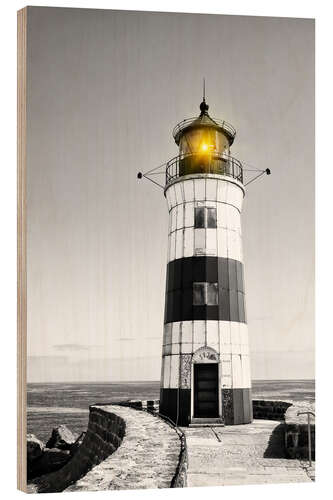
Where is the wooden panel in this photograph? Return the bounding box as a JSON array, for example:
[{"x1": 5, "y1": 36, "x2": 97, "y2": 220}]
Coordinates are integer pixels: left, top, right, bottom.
[{"x1": 17, "y1": 6, "x2": 27, "y2": 493}]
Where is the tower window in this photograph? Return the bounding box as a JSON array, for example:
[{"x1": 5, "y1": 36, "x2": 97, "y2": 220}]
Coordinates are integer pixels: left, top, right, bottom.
[
  {"x1": 194, "y1": 207, "x2": 217, "y2": 228},
  {"x1": 193, "y1": 282, "x2": 219, "y2": 306}
]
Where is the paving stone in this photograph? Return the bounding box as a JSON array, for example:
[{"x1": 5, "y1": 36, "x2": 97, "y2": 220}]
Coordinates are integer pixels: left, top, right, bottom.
[{"x1": 181, "y1": 419, "x2": 313, "y2": 487}]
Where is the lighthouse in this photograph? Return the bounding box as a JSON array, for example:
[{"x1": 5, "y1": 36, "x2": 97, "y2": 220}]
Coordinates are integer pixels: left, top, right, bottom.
[{"x1": 159, "y1": 97, "x2": 252, "y2": 426}]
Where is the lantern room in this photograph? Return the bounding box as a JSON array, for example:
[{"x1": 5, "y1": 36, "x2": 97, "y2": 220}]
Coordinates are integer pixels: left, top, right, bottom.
[
  {"x1": 166, "y1": 99, "x2": 243, "y2": 185},
  {"x1": 175, "y1": 100, "x2": 233, "y2": 155}
]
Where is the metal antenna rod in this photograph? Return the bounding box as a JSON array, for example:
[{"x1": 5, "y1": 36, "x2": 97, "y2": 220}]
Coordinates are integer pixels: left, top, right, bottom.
[{"x1": 203, "y1": 77, "x2": 206, "y2": 101}]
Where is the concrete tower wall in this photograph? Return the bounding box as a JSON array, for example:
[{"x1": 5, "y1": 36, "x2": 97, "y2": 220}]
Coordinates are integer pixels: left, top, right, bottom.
[{"x1": 160, "y1": 174, "x2": 252, "y2": 426}]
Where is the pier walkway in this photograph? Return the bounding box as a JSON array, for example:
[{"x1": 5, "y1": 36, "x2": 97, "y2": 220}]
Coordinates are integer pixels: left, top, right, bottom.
[{"x1": 181, "y1": 419, "x2": 313, "y2": 487}]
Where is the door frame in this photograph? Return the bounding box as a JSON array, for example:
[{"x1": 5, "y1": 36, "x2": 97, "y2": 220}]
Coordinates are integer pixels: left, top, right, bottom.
[
  {"x1": 190, "y1": 346, "x2": 222, "y2": 421},
  {"x1": 193, "y1": 363, "x2": 219, "y2": 418}
]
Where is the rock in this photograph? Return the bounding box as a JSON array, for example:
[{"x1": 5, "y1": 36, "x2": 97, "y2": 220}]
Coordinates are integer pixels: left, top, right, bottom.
[
  {"x1": 27, "y1": 434, "x2": 45, "y2": 462},
  {"x1": 46, "y1": 424, "x2": 78, "y2": 450},
  {"x1": 28, "y1": 448, "x2": 71, "y2": 479},
  {"x1": 70, "y1": 432, "x2": 86, "y2": 456}
]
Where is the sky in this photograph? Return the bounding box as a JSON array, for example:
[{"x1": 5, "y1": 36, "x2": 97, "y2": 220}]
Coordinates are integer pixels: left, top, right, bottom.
[{"x1": 26, "y1": 7, "x2": 314, "y2": 382}]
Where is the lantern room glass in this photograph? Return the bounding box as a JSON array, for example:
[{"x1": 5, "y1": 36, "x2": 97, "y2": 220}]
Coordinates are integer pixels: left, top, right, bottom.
[
  {"x1": 178, "y1": 126, "x2": 231, "y2": 177},
  {"x1": 179, "y1": 128, "x2": 229, "y2": 156}
]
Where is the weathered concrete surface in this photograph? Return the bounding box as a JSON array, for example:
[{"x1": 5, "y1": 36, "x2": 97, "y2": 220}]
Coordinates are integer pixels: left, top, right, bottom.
[
  {"x1": 65, "y1": 405, "x2": 181, "y2": 491},
  {"x1": 181, "y1": 419, "x2": 313, "y2": 487}
]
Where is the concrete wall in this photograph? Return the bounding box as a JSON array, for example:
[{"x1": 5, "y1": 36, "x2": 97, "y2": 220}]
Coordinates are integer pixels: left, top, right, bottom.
[
  {"x1": 29, "y1": 406, "x2": 126, "y2": 493},
  {"x1": 284, "y1": 404, "x2": 315, "y2": 460},
  {"x1": 29, "y1": 403, "x2": 183, "y2": 493},
  {"x1": 252, "y1": 400, "x2": 292, "y2": 421}
]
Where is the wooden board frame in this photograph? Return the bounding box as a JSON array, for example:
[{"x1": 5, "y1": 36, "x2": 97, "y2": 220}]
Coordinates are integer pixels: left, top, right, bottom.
[{"x1": 17, "y1": 6, "x2": 27, "y2": 492}]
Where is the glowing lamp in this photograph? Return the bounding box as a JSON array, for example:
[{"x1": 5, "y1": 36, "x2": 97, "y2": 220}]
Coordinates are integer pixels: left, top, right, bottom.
[{"x1": 172, "y1": 99, "x2": 236, "y2": 177}]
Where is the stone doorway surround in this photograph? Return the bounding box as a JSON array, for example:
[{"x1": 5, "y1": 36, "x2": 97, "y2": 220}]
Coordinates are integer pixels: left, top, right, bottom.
[{"x1": 190, "y1": 346, "x2": 223, "y2": 425}]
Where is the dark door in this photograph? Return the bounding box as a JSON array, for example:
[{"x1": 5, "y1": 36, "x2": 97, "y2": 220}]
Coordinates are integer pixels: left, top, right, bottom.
[{"x1": 194, "y1": 363, "x2": 219, "y2": 418}]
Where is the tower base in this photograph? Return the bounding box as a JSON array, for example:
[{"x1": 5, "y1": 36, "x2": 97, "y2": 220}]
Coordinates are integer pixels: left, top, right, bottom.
[{"x1": 159, "y1": 388, "x2": 252, "y2": 427}]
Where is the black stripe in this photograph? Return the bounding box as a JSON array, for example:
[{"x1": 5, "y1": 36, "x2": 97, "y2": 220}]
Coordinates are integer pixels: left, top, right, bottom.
[
  {"x1": 164, "y1": 256, "x2": 246, "y2": 324},
  {"x1": 159, "y1": 388, "x2": 191, "y2": 426},
  {"x1": 159, "y1": 388, "x2": 252, "y2": 426},
  {"x1": 222, "y1": 388, "x2": 253, "y2": 425}
]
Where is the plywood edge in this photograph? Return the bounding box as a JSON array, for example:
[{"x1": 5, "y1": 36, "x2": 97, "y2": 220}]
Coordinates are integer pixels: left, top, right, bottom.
[{"x1": 17, "y1": 6, "x2": 27, "y2": 493}]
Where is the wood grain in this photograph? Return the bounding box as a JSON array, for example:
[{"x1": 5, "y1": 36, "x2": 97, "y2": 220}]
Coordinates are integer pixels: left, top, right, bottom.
[{"x1": 17, "y1": 6, "x2": 27, "y2": 492}]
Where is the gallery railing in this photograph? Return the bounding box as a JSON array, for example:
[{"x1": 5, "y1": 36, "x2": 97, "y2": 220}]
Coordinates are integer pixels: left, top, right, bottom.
[{"x1": 165, "y1": 152, "x2": 243, "y2": 186}]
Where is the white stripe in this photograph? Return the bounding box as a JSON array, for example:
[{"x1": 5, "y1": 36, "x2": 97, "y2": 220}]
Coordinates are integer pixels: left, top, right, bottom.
[
  {"x1": 184, "y1": 201, "x2": 194, "y2": 227},
  {"x1": 194, "y1": 178, "x2": 205, "y2": 201},
  {"x1": 206, "y1": 321, "x2": 219, "y2": 347},
  {"x1": 172, "y1": 322, "x2": 181, "y2": 344},
  {"x1": 221, "y1": 376, "x2": 232, "y2": 389},
  {"x1": 184, "y1": 227, "x2": 194, "y2": 257},
  {"x1": 226, "y1": 205, "x2": 241, "y2": 232},
  {"x1": 217, "y1": 178, "x2": 227, "y2": 202},
  {"x1": 183, "y1": 178, "x2": 195, "y2": 202},
  {"x1": 220, "y1": 320, "x2": 231, "y2": 345},
  {"x1": 231, "y1": 343, "x2": 242, "y2": 355},
  {"x1": 227, "y1": 230, "x2": 241, "y2": 261},
  {"x1": 181, "y1": 321, "x2": 193, "y2": 344},
  {"x1": 167, "y1": 184, "x2": 176, "y2": 208},
  {"x1": 176, "y1": 203, "x2": 184, "y2": 230},
  {"x1": 169, "y1": 231, "x2": 176, "y2": 261},
  {"x1": 206, "y1": 228, "x2": 217, "y2": 255},
  {"x1": 239, "y1": 323, "x2": 249, "y2": 345},
  {"x1": 230, "y1": 322, "x2": 240, "y2": 344},
  {"x1": 241, "y1": 343, "x2": 250, "y2": 355},
  {"x1": 231, "y1": 354, "x2": 243, "y2": 388},
  {"x1": 170, "y1": 355, "x2": 180, "y2": 388},
  {"x1": 174, "y1": 182, "x2": 183, "y2": 205},
  {"x1": 206, "y1": 178, "x2": 218, "y2": 201},
  {"x1": 181, "y1": 343, "x2": 193, "y2": 354},
  {"x1": 241, "y1": 355, "x2": 252, "y2": 388},
  {"x1": 163, "y1": 344, "x2": 171, "y2": 355},
  {"x1": 163, "y1": 323, "x2": 172, "y2": 345},
  {"x1": 166, "y1": 177, "x2": 244, "y2": 210},
  {"x1": 160, "y1": 357, "x2": 165, "y2": 386},
  {"x1": 220, "y1": 343, "x2": 231, "y2": 355},
  {"x1": 175, "y1": 229, "x2": 183, "y2": 260},
  {"x1": 170, "y1": 205, "x2": 177, "y2": 232},
  {"x1": 171, "y1": 343, "x2": 180, "y2": 355},
  {"x1": 227, "y1": 182, "x2": 244, "y2": 211},
  {"x1": 221, "y1": 354, "x2": 232, "y2": 376},
  {"x1": 163, "y1": 355, "x2": 171, "y2": 389},
  {"x1": 193, "y1": 320, "x2": 205, "y2": 345},
  {"x1": 194, "y1": 228, "x2": 206, "y2": 255},
  {"x1": 217, "y1": 202, "x2": 228, "y2": 228},
  {"x1": 168, "y1": 227, "x2": 243, "y2": 262},
  {"x1": 217, "y1": 227, "x2": 228, "y2": 259}
]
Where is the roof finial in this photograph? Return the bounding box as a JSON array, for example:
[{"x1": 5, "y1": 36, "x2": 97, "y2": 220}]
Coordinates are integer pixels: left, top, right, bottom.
[{"x1": 200, "y1": 78, "x2": 209, "y2": 115}]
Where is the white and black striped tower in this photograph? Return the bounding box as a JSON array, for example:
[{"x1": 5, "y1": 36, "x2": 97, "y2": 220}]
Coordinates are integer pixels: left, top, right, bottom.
[{"x1": 159, "y1": 97, "x2": 252, "y2": 426}]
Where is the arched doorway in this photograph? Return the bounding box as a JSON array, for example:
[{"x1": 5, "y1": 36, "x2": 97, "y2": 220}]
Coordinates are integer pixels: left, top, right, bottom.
[{"x1": 191, "y1": 347, "x2": 221, "y2": 421}]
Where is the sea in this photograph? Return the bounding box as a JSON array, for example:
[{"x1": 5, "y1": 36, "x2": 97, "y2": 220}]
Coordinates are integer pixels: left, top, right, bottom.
[{"x1": 28, "y1": 380, "x2": 315, "y2": 443}]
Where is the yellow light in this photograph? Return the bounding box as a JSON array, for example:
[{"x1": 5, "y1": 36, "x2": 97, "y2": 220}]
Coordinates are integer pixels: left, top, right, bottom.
[{"x1": 201, "y1": 144, "x2": 208, "y2": 151}]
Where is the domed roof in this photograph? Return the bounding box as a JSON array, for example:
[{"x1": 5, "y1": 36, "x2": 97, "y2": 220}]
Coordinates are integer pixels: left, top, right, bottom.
[{"x1": 172, "y1": 100, "x2": 236, "y2": 146}]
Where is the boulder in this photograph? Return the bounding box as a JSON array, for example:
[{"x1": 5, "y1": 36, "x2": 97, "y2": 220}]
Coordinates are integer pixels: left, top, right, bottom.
[
  {"x1": 28, "y1": 448, "x2": 71, "y2": 479},
  {"x1": 27, "y1": 434, "x2": 45, "y2": 462},
  {"x1": 46, "y1": 424, "x2": 78, "y2": 450},
  {"x1": 70, "y1": 431, "x2": 86, "y2": 456}
]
